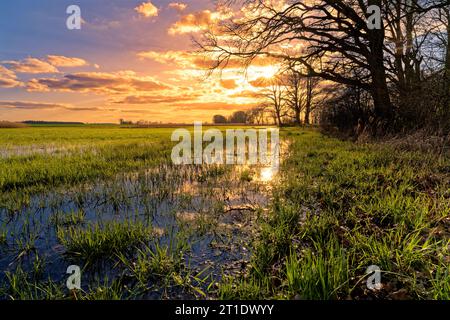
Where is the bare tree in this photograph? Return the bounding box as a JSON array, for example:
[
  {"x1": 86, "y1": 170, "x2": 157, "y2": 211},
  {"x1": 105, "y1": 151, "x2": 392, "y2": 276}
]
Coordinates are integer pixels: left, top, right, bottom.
[
  {"x1": 283, "y1": 63, "x2": 305, "y2": 125},
  {"x1": 284, "y1": 62, "x2": 320, "y2": 125},
  {"x1": 246, "y1": 105, "x2": 269, "y2": 125},
  {"x1": 304, "y1": 72, "x2": 320, "y2": 125},
  {"x1": 264, "y1": 77, "x2": 287, "y2": 126}
]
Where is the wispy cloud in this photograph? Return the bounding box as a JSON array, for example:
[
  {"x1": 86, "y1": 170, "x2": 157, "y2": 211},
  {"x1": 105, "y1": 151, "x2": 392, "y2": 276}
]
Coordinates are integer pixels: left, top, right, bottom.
[
  {"x1": 46, "y1": 55, "x2": 88, "y2": 67},
  {"x1": 168, "y1": 2, "x2": 187, "y2": 12},
  {"x1": 115, "y1": 93, "x2": 199, "y2": 104},
  {"x1": 173, "y1": 101, "x2": 257, "y2": 111},
  {"x1": 2, "y1": 58, "x2": 59, "y2": 74},
  {"x1": 249, "y1": 77, "x2": 272, "y2": 88},
  {"x1": 27, "y1": 71, "x2": 170, "y2": 94},
  {"x1": 0, "y1": 66, "x2": 22, "y2": 88},
  {"x1": 138, "y1": 50, "x2": 278, "y2": 70},
  {"x1": 0, "y1": 101, "x2": 70, "y2": 110},
  {"x1": 229, "y1": 90, "x2": 263, "y2": 98}
]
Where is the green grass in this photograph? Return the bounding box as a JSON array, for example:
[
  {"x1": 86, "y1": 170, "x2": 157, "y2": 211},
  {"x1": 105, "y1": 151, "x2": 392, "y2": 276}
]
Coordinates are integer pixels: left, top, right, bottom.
[
  {"x1": 0, "y1": 126, "x2": 262, "y2": 194},
  {"x1": 221, "y1": 128, "x2": 450, "y2": 300},
  {"x1": 57, "y1": 221, "x2": 154, "y2": 261},
  {"x1": 81, "y1": 279, "x2": 126, "y2": 300},
  {"x1": 0, "y1": 226, "x2": 6, "y2": 245},
  {"x1": 3, "y1": 266, "x2": 130, "y2": 300},
  {"x1": 0, "y1": 127, "x2": 185, "y2": 196},
  {"x1": 118, "y1": 242, "x2": 185, "y2": 288},
  {"x1": 285, "y1": 237, "x2": 349, "y2": 300},
  {"x1": 115, "y1": 232, "x2": 211, "y2": 298},
  {"x1": 50, "y1": 210, "x2": 86, "y2": 227},
  {"x1": 4, "y1": 267, "x2": 66, "y2": 300},
  {"x1": 240, "y1": 169, "x2": 254, "y2": 182}
]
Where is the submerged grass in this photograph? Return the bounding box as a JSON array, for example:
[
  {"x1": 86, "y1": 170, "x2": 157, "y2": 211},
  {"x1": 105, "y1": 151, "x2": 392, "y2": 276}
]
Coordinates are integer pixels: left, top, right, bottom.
[{"x1": 51, "y1": 210, "x2": 86, "y2": 227}]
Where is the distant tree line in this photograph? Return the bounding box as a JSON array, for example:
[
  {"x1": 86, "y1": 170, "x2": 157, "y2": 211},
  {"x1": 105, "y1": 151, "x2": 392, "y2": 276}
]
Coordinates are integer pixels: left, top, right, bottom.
[
  {"x1": 119, "y1": 119, "x2": 164, "y2": 126},
  {"x1": 213, "y1": 111, "x2": 248, "y2": 124},
  {"x1": 200, "y1": 0, "x2": 450, "y2": 136}
]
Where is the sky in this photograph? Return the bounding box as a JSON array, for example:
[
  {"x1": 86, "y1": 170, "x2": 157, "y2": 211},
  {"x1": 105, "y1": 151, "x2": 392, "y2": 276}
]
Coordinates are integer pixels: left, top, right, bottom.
[{"x1": 0, "y1": 0, "x2": 280, "y2": 123}]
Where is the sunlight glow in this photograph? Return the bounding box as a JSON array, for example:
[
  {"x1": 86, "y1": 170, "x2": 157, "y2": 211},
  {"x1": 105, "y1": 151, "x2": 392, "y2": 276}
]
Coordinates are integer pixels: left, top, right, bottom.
[
  {"x1": 248, "y1": 65, "x2": 280, "y2": 80},
  {"x1": 260, "y1": 166, "x2": 275, "y2": 182}
]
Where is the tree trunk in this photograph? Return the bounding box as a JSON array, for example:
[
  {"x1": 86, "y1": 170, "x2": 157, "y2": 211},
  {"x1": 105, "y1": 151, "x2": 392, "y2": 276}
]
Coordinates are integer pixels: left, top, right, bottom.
[
  {"x1": 295, "y1": 108, "x2": 301, "y2": 126},
  {"x1": 304, "y1": 109, "x2": 310, "y2": 125},
  {"x1": 371, "y1": 65, "x2": 393, "y2": 122},
  {"x1": 367, "y1": 0, "x2": 393, "y2": 128},
  {"x1": 304, "y1": 76, "x2": 313, "y2": 125},
  {"x1": 276, "y1": 110, "x2": 283, "y2": 127}
]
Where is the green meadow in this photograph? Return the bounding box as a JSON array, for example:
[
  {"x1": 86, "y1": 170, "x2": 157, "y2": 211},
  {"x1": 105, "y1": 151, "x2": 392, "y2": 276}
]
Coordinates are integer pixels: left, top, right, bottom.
[{"x1": 0, "y1": 126, "x2": 449, "y2": 300}]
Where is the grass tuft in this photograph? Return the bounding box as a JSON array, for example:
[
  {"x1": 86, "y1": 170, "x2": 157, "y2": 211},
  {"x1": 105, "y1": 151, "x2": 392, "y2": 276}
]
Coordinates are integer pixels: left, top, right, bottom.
[{"x1": 57, "y1": 221, "x2": 154, "y2": 261}]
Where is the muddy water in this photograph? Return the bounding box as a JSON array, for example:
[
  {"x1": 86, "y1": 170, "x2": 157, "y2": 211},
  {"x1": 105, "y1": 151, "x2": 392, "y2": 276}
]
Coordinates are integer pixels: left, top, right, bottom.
[{"x1": 0, "y1": 143, "x2": 289, "y2": 299}]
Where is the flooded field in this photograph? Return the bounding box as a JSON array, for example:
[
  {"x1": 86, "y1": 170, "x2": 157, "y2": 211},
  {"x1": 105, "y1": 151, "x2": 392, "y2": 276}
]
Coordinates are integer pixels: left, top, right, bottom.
[
  {"x1": 3, "y1": 127, "x2": 448, "y2": 300},
  {"x1": 0, "y1": 126, "x2": 287, "y2": 299}
]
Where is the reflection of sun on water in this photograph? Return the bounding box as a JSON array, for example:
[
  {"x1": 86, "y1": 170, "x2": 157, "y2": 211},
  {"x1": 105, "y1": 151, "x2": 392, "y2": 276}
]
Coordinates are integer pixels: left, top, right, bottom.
[{"x1": 260, "y1": 167, "x2": 275, "y2": 182}]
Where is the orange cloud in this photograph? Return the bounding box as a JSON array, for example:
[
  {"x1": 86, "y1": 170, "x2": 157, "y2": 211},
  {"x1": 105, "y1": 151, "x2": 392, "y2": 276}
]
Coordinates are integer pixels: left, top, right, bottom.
[
  {"x1": 0, "y1": 66, "x2": 22, "y2": 88},
  {"x1": 220, "y1": 79, "x2": 237, "y2": 90},
  {"x1": 0, "y1": 100, "x2": 71, "y2": 110},
  {"x1": 229, "y1": 90, "x2": 263, "y2": 98},
  {"x1": 2, "y1": 57, "x2": 58, "y2": 74},
  {"x1": 135, "y1": 1, "x2": 159, "y2": 18},
  {"x1": 138, "y1": 50, "x2": 192, "y2": 66},
  {"x1": 27, "y1": 71, "x2": 170, "y2": 94},
  {"x1": 46, "y1": 55, "x2": 88, "y2": 67},
  {"x1": 173, "y1": 101, "x2": 257, "y2": 111},
  {"x1": 168, "y1": 9, "x2": 232, "y2": 35},
  {"x1": 138, "y1": 50, "x2": 219, "y2": 69},
  {"x1": 0, "y1": 101, "x2": 161, "y2": 113},
  {"x1": 115, "y1": 93, "x2": 198, "y2": 104},
  {"x1": 119, "y1": 109, "x2": 167, "y2": 115},
  {"x1": 249, "y1": 77, "x2": 272, "y2": 88},
  {"x1": 139, "y1": 50, "x2": 278, "y2": 71},
  {"x1": 0, "y1": 102, "x2": 168, "y2": 116},
  {"x1": 168, "y1": 2, "x2": 187, "y2": 12}
]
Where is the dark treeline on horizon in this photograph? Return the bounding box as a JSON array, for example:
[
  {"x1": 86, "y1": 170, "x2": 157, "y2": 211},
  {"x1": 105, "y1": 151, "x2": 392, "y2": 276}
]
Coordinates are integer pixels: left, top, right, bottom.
[{"x1": 22, "y1": 121, "x2": 84, "y2": 125}]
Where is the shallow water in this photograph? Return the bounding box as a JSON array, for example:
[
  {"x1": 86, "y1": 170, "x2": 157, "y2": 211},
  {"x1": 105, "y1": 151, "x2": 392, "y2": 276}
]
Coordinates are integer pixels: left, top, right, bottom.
[
  {"x1": 0, "y1": 156, "x2": 284, "y2": 298},
  {"x1": 0, "y1": 144, "x2": 88, "y2": 158}
]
